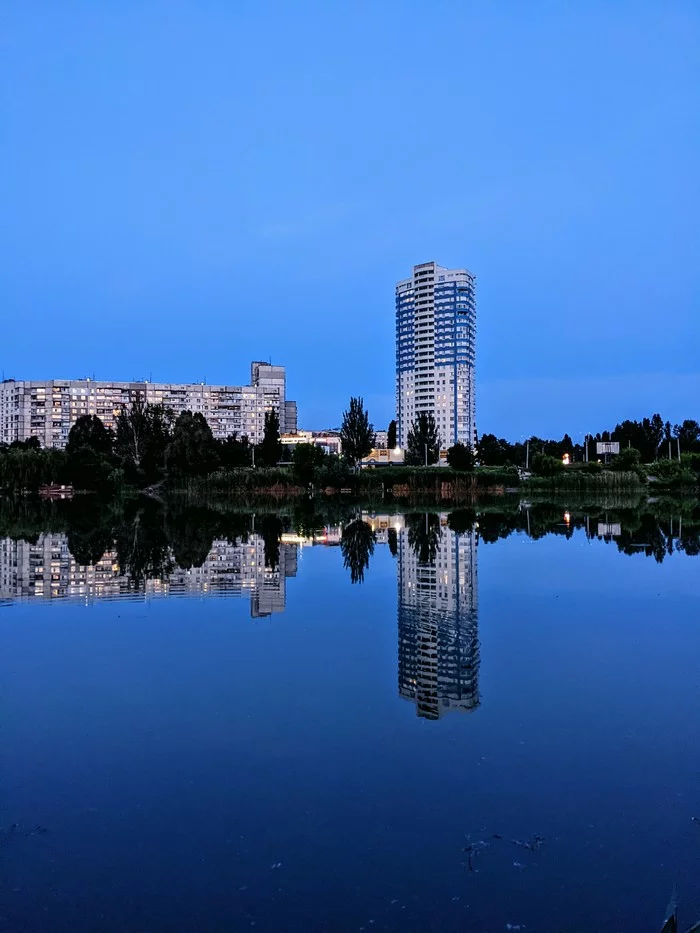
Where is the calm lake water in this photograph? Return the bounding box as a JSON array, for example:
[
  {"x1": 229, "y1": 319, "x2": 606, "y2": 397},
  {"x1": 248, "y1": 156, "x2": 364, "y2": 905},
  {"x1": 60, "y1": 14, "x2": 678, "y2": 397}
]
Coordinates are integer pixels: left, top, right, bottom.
[{"x1": 1, "y1": 502, "x2": 699, "y2": 932}]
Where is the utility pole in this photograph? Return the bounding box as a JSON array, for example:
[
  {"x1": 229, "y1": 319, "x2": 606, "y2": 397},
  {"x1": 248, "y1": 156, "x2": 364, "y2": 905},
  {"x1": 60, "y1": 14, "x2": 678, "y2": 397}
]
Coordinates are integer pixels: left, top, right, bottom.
[
  {"x1": 251, "y1": 445, "x2": 255, "y2": 468},
  {"x1": 677, "y1": 438, "x2": 681, "y2": 463},
  {"x1": 424, "y1": 443, "x2": 428, "y2": 467},
  {"x1": 526, "y1": 439, "x2": 530, "y2": 470},
  {"x1": 584, "y1": 434, "x2": 588, "y2": 463}
]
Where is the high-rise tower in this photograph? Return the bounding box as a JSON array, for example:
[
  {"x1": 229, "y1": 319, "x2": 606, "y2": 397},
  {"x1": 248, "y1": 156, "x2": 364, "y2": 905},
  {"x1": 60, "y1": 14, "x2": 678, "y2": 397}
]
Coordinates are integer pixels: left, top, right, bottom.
[{"x1": 396, "y1": 261, "x2": 476, "y2": 451}]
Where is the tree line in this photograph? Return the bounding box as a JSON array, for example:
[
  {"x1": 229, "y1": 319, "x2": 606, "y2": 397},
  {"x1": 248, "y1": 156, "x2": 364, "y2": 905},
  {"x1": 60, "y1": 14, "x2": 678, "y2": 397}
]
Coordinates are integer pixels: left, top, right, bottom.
[
  {"x1": 478, "y1": 416, "x2": 700, "y2": 467},
  {"x1": 2, "y1": 392, "x2": 699, "y2": 495}
]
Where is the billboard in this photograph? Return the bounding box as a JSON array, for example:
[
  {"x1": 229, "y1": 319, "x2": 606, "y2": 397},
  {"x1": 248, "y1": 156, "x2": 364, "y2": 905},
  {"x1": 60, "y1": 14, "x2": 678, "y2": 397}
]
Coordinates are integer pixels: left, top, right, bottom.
[{"x1": 596, "y1": 442, "x2": 620, "y2": 455}]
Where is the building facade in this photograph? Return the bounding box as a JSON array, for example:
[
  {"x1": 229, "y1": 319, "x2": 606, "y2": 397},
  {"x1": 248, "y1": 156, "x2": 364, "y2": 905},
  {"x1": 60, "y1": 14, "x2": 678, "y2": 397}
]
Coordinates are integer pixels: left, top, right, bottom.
[
  {"x1": 280, "y1": 430, "x2": 342, "y2": 456},
  {"x1": 396, "y1": 261, "x2": 476, "y2": 451},
  {"x1": 397, "y1": 515, "x2": 479, "y2": 720},
  {"x1": 0, "y1": 362, "x2": 295, "y2": 449}
]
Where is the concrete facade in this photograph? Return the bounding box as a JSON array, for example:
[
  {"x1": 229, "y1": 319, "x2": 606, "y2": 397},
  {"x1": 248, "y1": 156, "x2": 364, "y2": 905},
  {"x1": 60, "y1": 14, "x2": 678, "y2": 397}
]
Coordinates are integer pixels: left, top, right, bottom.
[
  {"x1": 396, "y1": 261, "x2": 476, "y2": 451},
  {"x1": 0, "y1": 362, "x2": 296, "y2": 449},
  {"x1": 280, "y1": 430, "x2": 342, "y2": 456}
]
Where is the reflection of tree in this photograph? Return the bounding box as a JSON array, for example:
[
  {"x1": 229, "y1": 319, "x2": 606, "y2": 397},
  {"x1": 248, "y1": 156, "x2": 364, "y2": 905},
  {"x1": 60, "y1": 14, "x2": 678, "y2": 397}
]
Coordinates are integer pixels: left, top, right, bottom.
[
  {"x1": 615, "y1": 515, "x2": 673, "y2": 564},
  {"x1": 218, "y1": 512, "x2": 252, "y2": 547},
  {"x1": 166, "y1": 505, "x2": 218, "y2": 569},
  {"x1": 340, "y1": 519, "x2": 376, "y2": 584},
  {"x1": 67, "y1": 509, "x2": 114, "y2": 566},
  {"x1": 406, "y1": 513, "x2": 442, "y2": 564},
  {"x1": 387, "y1": 527, "x2": 398, "y2": 558},
  {"x1": 446, "y1": 509, "x2": 477, "y2": 535},
  {"x1": 678, "y1": 532, "x2": 700, "y2": 556},
  {"x1": 259, "y1": 514, "x2": 284, "y2": 570},
  {"x1": 114, "y1": 500, "x2": 173, "y2": 588},
  {"x1": 293, "y1": 501, "x2": 326, "y2": 539}
]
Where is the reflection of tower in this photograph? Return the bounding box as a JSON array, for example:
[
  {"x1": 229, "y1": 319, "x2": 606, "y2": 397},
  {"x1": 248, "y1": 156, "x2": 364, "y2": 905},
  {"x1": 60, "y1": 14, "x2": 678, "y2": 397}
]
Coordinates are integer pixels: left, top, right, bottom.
[
  {"x1": 250, "y1": 541, "x2": 298, "y2": 618},
  {"x1": 398, "y1": 517, "x2": 479, "y2": 720}
]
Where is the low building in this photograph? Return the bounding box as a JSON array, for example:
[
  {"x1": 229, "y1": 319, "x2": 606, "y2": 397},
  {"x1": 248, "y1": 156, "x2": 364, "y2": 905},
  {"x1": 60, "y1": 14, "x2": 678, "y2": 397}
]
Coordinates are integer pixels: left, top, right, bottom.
[
  {"x1": 280, "y1": 430, "x2": 342, "y2": 456},
  {"x1": 360, "y1": 447, "x2": 404, "y2": 467},
  {"x1": 0, "y1": 362, "x2": 296, "y2": 449}
]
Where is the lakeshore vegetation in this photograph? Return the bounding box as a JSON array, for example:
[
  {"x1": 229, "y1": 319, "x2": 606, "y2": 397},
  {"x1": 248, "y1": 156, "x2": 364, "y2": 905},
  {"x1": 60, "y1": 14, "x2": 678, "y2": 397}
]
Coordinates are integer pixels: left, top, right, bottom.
[{"x1": 1, "y1": 395, "x2": 699, "y2": 499}]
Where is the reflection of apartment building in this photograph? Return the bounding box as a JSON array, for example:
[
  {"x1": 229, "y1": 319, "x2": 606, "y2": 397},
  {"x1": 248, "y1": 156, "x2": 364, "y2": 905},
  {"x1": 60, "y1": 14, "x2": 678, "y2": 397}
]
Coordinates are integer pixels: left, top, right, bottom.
[
  {"x1": 397, "y1": 517, "x2": 479, "y2": 720},
  {"x1": 0, "y1": 362, "x2": 296, "y2": 449},
  {"x1": 0, "y1": 535, "x2": 123, "y2": 601},
  {"x1": 362, "y1": 513, "x2": 405, "y2": 544},
  {"x1": 0, "y1": 534, "x2": 298, "y2": 617}
]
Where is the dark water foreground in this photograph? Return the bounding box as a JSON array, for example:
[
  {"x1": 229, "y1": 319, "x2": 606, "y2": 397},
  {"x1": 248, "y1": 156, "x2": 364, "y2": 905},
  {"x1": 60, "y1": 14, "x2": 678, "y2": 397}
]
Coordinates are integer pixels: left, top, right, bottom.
[{"x1": 1, "y1": 498, "x2": 699, "y2": 932}]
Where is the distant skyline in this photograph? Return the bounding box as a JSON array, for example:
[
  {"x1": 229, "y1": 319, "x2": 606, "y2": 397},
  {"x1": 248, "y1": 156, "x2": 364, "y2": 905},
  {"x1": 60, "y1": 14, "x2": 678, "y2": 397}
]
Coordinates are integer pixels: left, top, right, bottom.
[{"x1": 3, "y1": 2, "x2": 699, "y2": 439}]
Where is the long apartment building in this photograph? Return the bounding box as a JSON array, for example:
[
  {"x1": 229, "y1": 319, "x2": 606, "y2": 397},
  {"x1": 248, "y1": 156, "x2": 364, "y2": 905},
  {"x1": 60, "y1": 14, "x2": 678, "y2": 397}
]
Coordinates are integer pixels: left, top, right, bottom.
[
  {"x1": 396, "y1": 261, "x2": 476, "y2": 450},
  {"x1": 0, "y1": 361, "x2": 297, "y2": 449}
]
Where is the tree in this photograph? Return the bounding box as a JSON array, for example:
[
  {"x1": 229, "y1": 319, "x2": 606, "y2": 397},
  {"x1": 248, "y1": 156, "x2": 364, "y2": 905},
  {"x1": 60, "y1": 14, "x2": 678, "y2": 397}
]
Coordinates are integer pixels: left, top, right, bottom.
[
  {"x1": 257, "y1": 410, "x2": 282, "y2": 467},
  {"x1": 477, "y1": 433, "x2": 509, "y2": 466},
  {"x1": 613, "y1": 417, "x2": 664, "y2": 463},
  {"x1": 673, "y1": 420, "x2": 700, "y2": 454},
  {"x1": 649, "y1": 413, "x2": 665, "y2": 459},
  {"x1": 218, "y1": 432, "x2": 251, "y2": 469},
  {"x1": 165, "y1": 411, "x2": 220, "y2": 477},
  {"x1": 10, "y1": 436, "x2": 41, "y2": 451},
  {"x1": 66, "y1": 415, "x2": 114, "y2": 458},
  {"x1": 114, "y1": 393, "x2": 174, "y2": 483},
  {"x1": 446, "y1": 442, "x2": 476, "y2": 471},
  {"x1": 0, "y1": 447, "x2": 67, "y2": 493},
  {"x1": 67, "y1": 445, "x2": 116, "y2": 492},
  {"x1": 340, "y1": 397, "x2": 375, "y2": 465},
  {"x1": 292, "y1": 443, "x2": 325, "y2": 486},
  {"x1": 387, "y1": 419, "x2": 397, "y2": 450},
  {"x1": 406, "y1": 413, "x2": 439, "y2": 466}
]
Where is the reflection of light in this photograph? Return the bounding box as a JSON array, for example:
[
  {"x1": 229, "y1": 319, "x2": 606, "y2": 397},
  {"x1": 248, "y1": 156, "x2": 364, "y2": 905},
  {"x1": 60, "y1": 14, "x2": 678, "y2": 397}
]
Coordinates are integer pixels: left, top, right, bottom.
[
  {"x1": 562, "y1": 453, "x2": 571, "y2": 466},
  {"x1": 564, "y1": 512, "x2": 571, "y2": 524}
]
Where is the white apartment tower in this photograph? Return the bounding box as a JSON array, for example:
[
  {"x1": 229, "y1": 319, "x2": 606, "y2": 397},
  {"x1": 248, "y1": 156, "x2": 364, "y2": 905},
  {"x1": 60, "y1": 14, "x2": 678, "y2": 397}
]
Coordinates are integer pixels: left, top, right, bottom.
[{"x1": 396, "y1": 261, "x2": 476, "y2": 450}]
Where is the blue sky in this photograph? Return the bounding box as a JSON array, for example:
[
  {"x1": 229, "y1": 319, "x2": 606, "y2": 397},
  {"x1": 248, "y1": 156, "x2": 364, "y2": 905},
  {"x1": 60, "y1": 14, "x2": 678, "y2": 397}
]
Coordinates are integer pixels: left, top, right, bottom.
[{"x1": 3, "y1": 1, "x2": 699, "y2": 439}]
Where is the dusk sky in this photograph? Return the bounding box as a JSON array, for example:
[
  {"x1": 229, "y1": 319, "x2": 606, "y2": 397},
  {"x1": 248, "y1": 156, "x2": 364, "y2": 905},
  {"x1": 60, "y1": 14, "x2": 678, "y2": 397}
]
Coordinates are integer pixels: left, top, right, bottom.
[{"x1": 3, "y1": 2, "x2": 699, "y2": 440}]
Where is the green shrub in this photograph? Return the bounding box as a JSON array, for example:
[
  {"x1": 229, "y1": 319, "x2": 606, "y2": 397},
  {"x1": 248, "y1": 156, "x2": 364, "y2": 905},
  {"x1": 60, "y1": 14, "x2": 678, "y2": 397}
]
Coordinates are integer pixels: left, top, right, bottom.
[
  {"x1": 530, "y1": 453, "x2": 564, "y2": 477},
  {"x1": 610, "y1": 447, "x2": 641, "y2": 471}
]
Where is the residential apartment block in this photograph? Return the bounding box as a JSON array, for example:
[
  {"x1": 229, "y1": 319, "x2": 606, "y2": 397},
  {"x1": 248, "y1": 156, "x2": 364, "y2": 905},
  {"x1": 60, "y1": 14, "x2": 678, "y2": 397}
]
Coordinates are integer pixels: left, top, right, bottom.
[
  {"x1": 0, "y1": 361, "x2": 296, "y2": 449},
  {"x1": 396, "y1": 261, "x2": 476, "y2": 451}
]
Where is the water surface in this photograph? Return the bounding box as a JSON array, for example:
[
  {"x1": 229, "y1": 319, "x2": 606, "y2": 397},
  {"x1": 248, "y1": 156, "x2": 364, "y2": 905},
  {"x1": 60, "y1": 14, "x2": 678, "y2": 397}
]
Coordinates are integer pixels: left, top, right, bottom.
[{"x1": 1, "y1": 502, "x2": 699, "y2": 931}]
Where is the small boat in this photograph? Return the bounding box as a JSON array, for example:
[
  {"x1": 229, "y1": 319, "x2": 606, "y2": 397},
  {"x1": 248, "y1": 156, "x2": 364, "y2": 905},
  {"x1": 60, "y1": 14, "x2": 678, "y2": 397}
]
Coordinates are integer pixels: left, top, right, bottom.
[{"x1": 38, "y1": 484, "x2": 74, "y2": 500}]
